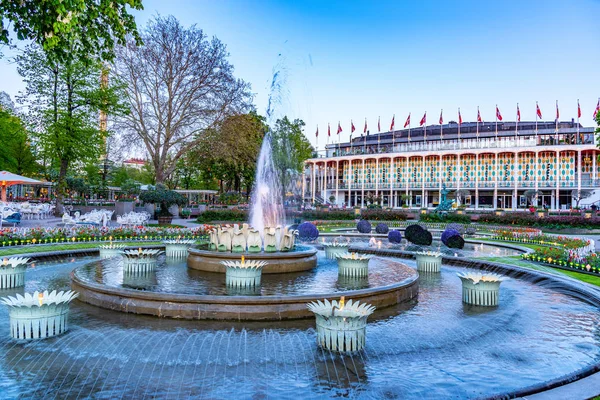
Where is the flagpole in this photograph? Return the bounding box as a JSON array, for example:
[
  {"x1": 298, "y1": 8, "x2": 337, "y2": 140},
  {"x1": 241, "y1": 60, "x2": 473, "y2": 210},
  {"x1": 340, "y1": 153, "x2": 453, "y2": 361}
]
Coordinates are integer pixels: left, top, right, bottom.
[
  {"x1": 555, "y1": 100, "x2": 559, "y2": 144},
  {"x1": 458, "y1": 108, "x2": 461, "y2": 141},
  {"x1": 440, "y1": 109, "x2": 443, "y2": 142},
  {"x1": 392, "y1": 114, "x2": 395, "y2": 152},
  {"x1": 408, "y1": 113, "x2": 411, "y2": 142},
  {"x1": 316, "y1": 125, "x2": 319, "y2": 156},
  {"x1": 515, "y1": 103, "x2": 518, "y2": 139},
  {"x1": 495, "y1": 104, "x2": 498, "y2": 141},
  {"x1": 577, "y1": 99, "x2": 580, "y2": 144},
  {"x1": 424, "y1": 112, "x2": 427, "y2": 143},
  {"x1": 535, "y1": 101, "x2": 538, "y2": 142},
  {"x1": 378, "y1": 116, "x2": 381, "y2": 153},
  {"x1": 476, "y1": 106, "x2": 480, "y2": 142}
]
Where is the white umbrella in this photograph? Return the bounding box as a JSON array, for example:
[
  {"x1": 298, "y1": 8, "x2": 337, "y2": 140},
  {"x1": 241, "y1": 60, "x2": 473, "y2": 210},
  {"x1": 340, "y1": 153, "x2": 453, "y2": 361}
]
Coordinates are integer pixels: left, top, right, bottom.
[{"x1": 0, "y1": 171, "x2": 42, "y2": 203}]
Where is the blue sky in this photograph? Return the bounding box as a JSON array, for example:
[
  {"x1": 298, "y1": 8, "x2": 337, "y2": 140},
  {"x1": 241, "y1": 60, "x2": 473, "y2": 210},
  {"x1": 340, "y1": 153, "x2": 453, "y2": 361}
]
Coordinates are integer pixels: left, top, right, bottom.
[{"x1": 1, "y1": 0, "x2": 599, "y2": 151}]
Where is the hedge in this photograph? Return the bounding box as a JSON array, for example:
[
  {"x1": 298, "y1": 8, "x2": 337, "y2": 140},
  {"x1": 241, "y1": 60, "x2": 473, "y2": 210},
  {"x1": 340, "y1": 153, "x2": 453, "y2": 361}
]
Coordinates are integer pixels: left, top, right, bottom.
[
  {"x1": 196, "y1": 209, "x2": 248, "y2": 223},
  {"x1": 361, "y1": 209, "x2": 409, "y2": 221},
  {"x1": 419, "y1": 213, "x2": 471, "y2": 223}
]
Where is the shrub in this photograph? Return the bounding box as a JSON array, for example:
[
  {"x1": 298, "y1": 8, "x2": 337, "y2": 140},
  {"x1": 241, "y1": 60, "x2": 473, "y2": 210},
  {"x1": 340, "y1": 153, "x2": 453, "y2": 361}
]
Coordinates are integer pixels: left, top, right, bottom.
[
  {"x1": 375, "y1": 223, "x2": 389, "y2": 234},
  {"x1": 445, "y1": 222, "x2": 465, "y2": 235},
  {"x1": 196, "y1": 209, "x2": 248, "y2": 223},
  {"x1": 388, "y1": 230, "x2": 402, "y2": 244},
  {"x1": 465, "y1": 226, "x2": 477, "y2": 236},
  {"x1": 357, "y1": 219, "x2": 372, "y2": 233},
  {"x1": 446, "y1": 234, "x2": 465, "y2": 249},
  {"x1": 139, "y1": 186, "x2": 187, "y2": 217},
  {"x1": 297, "y1": 222, "x2": 319, "y2": 241},
  {"x1": 405, "y1": 224, "x2": 433, "y2": 246},
  {"x1": 300, "y1": 210, "x2": 355, "y2": 221},
  {"x1": 361, "y1": 209, "x2": 408, "y2": 221},
  {"x1": 441, "y1": 229, "x2": 460, "y2": 245}
]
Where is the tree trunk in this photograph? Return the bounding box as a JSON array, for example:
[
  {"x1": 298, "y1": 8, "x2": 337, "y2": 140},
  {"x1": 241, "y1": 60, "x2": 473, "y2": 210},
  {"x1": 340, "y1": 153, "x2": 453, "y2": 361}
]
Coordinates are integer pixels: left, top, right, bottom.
[{"x1": 55, "y1": 159, "x2": 69, "y2": 216}]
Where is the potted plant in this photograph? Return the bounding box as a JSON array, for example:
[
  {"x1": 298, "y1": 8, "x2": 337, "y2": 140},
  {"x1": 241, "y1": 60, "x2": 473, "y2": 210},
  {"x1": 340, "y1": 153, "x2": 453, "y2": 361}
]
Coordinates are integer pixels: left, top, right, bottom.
[
  {"x1": 180, "y1": 209, "x2": 191, "y2": 219},
  {"x1": 139, "y1": 185, "x2": 187, "y2": 225}
]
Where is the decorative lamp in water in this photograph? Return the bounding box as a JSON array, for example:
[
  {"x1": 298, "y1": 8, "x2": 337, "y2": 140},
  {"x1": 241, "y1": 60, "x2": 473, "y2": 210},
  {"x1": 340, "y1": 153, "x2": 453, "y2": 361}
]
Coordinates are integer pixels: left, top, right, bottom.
[
  {"x1": 1, "y1": 290, "x2": 78, "y2": 340},
  {"x1": 121, "y1": 249, "x2": 163, "y2": 273},
  {"x1": 457, "y1": 272, "x2": 507, "y2": 306},
  {"x1": 307, "y1": 297, "x2": 376, "y2": 352},
  {"x1": 98, "y1": 244, "x2": 126, "y2": 259},
  {"x1": 0, "y1": 257, "x2": 29, "y2": 289},
  {"x1": 163, "y1": 239, "x2": 196, "y2": 258},
  {"x1": 415, "y1": 251, "x2": 443, "y2": 273},
  {"x1": 221, "y1": 256, "x2": 267, "y2": 289},
  {"x1": 335, "y1": 253, "x2": 372, "y2": 278},
  {"x1": 323, "y1": 242, "x2": 349, "y2": 259}
]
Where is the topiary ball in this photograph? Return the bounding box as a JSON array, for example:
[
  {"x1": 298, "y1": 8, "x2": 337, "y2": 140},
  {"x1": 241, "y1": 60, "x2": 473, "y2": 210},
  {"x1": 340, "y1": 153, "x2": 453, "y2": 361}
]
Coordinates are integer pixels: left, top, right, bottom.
[
  {"x1": 297, "y1": 222, "x2": 319, "y2": 242},
  {"x1": 446, "y1": 234, "x2": 465, "y2": 249},
  {"x1": 357, "y1": 219, "x2": 372, "y2": 234},
  {"x1": 441, "y1": 228, "x2": 460, "y2": 246},
  {"x1": 388, "y1": 229, "x2": 402, "y2": 244},
  {"x1": 375, "y1": 223, "x2": 389, "y2": 234},
  {"x1": 465, "y1": 226, "x2": 476, "y2": 236},
  {"x1": 405, "y1": 224, "x2": 433, "y2": 246},
  {"x1": 445, "y1": 223, "x2": 465, "y2": 235}
]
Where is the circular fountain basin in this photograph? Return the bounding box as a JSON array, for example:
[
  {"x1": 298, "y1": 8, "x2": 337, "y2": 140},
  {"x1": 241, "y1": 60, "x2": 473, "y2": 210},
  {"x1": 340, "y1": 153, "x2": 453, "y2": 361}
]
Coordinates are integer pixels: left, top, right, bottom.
[
  {"x1": 187, "y1": 244, "x2": 318, "y2": 274},
  {"x1": 71, "y1": 254, "x2": 418, "y2": 321}
]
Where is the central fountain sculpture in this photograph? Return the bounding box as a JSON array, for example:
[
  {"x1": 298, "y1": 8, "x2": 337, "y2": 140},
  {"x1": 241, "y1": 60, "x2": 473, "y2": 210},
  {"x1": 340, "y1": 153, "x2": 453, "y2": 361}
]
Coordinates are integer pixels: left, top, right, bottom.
[{"x1": 209, "y1": 224, "x2": 298, "y2": 253}]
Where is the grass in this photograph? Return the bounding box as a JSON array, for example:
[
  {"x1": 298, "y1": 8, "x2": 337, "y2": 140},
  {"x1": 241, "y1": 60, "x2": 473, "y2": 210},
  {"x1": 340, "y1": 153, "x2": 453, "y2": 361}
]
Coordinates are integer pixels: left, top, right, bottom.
[{"x1": 0, "y1": 241, "x2": 163, "y2": 257}]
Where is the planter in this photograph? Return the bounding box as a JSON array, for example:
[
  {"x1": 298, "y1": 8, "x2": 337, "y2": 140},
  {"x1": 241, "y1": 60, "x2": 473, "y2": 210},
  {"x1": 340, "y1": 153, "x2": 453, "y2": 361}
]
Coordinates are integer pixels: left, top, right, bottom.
[
  {"x1": 456, "y1": 209, "x2": 465, "y2": 215},
  {"x1": 335, "y1": 253, "x2": 372, "y2": 278},
  {"x1": 307, "y1": 297, "x2": 375, "y2": 352},
  {"x1": 1, "y1": 290, "x2": 78, "y2": 340},
  {"x1": 221, "y1": 259, "x2": 267, "y2": 289},
  {"x1": 415, "y1": 252, "x2": 442, "y2": 273},
  {"x1": 536, "y1": 211, "x2": 547, "y2": 218},
  {"x1": 0, "y1": 257, "x2": 29, "y2": 289},
  {"x1": 323, "y1": 242, "x2": 349, "y2": 259},
  {"x1": 457, "y1": 272, "x2": 507, "y2": 307},
  {"x1": 158, "y1": 216, "x2": 173, "y2": 226},
  {"x1": 495, "y1": 210, "x2": 505, "y2": 216},
  {"x1": 584, "y1": 211, "x2": 593, "y2": 219}
]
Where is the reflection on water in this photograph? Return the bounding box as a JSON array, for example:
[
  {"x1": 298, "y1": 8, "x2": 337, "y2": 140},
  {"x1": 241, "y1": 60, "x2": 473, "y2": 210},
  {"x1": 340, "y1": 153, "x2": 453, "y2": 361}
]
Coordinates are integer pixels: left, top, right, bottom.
[{"x1": 0, "y1": 255, "x2": 599, "y2": 399}]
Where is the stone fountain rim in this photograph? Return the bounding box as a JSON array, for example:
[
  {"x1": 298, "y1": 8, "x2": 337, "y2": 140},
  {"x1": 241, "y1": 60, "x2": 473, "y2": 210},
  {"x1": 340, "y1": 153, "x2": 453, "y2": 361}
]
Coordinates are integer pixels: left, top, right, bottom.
[{"x1": 187, "y1": 246, "x2": 318, "y2": 260}]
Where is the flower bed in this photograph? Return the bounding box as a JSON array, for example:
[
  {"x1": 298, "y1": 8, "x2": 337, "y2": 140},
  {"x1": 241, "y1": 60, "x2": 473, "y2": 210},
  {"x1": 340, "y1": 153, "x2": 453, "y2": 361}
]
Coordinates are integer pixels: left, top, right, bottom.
[
  {"x1": 493, "y1": 229, "x2": 590, "y2": 251},
  {"x1": 196, "y1": 209, "x2": 248, "y2": 223},
  {"x1": 0, "y1": 226, "x2": 209, "y2": 247}
]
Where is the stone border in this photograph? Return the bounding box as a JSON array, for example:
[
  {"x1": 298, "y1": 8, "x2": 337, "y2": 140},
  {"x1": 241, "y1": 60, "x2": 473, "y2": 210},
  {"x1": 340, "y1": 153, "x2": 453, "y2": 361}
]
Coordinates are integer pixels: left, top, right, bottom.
[
  {"x1": 3, "y1": 245, "x2": 165, "y2": 262},
  {"x1": 71, "y1": 259, "x2": 418, "y2": 321},
  {"x1": 352, "y1": 245, "x2": 600, "y2": 400},
  {"x1": 187, "y1": 246, "x2": 318, "y2": 274}
]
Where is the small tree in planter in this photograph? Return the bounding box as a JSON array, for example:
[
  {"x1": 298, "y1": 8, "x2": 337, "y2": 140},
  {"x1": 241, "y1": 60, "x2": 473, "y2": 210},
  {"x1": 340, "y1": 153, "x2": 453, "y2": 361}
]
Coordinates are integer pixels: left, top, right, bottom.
[
  {"x1": 139, "y1": 185, "x2": 187, "y2": 225},
  {"x1": 571, "y1": 189, "x2": 592, "y2": 209},
  {"x1": 524, "y1": 189, "x2": 542, "y2": 207}
]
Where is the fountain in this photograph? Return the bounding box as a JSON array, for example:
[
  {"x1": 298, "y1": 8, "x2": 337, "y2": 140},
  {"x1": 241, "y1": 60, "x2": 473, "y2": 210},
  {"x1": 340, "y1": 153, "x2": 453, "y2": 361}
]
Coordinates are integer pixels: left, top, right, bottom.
[
  {"x1": 1, "y1": 290, "x2": 78, "y2": 340},
  {"x1": 121, "y1": 248, "x2": 163, "y2": 273},
  {"x1": 307, "y1": 297, "x2": 376, "y2": 352},
  {"x1": 163, "y1": 238, "x2": 196, "y2": 258},
  {"x1": 415, "y1": 251, "x2": 443, "y2": 273},
  {"x1": 336, "y1": 252, "x2": 372, "y2": 278},
  {"x1": 0, "y1": 257, "x2": 28, "y2": 289},
  {"x1": 323, "y1": 241, "x2": 349, "y2": 259},
  {"x1": 457, "y1": 271, "x2": 507, "y2": 306},
  {"x1": 98, "y1": 243, "x2": 126, "y2": 259},
  {"x1": 222, "y1": 256, "x2": 267, "y2": 289}
]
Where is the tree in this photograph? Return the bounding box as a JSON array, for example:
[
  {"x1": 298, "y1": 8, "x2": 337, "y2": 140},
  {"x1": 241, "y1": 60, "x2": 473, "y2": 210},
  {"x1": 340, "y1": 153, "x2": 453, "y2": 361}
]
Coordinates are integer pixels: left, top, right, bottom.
[
  {"x1": 0, "y1": 104, "x2": 38, "y2": 174},
  {"x1": 113, "y1": 15, "x2": 252, "y2": 184},
  {"x1": 524, "y1": 189, "x2": 542, "y2": 206},
  {"x1": 572, "y1": 189, "x2": 593, "y2": 208},
  {"x1": 270, "y1": 117, "x2": 314, "y2": 196},
  {"x1": 0, "y1": 0, "x2": 142, "y2": 62},
  {"x1": 16, "y1": 44, "x2": 127, "y2": 214},
  {"x1": 191, "y1": 112, "x2": 266, "y2": 194}
]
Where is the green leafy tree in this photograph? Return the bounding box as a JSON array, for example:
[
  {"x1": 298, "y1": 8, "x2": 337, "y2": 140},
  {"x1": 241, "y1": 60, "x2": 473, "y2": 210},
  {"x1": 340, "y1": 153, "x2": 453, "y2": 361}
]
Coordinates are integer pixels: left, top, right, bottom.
[
  {"x1": 0, "y1": 0, "x2": 142, "y2": 62},
  {"x1": 16, "y1": 45, "x2": 128, "y2": 214},
  {"x1": 0, "y1": 104, "x2": 38, "y2": 174},
  {"x1": 270, "y1": 117, "x2": 314, "y2": 195},
  {"x1": 139, "y1": 185, "x2": 187, "y2": 217}
]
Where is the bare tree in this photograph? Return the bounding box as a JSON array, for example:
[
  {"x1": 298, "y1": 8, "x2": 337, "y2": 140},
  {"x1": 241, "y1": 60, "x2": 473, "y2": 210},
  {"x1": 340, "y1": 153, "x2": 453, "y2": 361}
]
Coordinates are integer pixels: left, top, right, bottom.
[
  {"x1": 571, "y1": 189, "x2": 593, "y2": 208},
  {"x1": 113, "y1": 15, "x2": 251, "y2": 183},
  {"x1": 454, "y1": 189, "x2": 470, "y2": 206},
  {"x1": 524, "y1": 189, "x2": 542, "y2": 206}
]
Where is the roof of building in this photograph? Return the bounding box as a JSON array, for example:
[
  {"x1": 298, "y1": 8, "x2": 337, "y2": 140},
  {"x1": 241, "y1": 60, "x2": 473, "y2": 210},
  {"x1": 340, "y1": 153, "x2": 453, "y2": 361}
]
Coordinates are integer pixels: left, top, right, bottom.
[{"x1": 123, "y1": 158, "x2": 146, "y2": 165}]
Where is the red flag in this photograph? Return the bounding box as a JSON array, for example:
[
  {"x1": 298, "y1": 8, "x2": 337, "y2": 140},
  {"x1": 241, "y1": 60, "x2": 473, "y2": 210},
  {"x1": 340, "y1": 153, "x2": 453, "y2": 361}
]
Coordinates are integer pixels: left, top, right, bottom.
[
  {"x1": 516, "y1": 105, "x2": 521, "y2": 122},
  {"x1": 578, "y1": 101, "x2": 581, "y2": 118},
  {"x1": 496, "y1": 106, "x2": 503, "y2": 121},
  {"x1": 477, "y1": 108, "x2": 482, "y2": 122},
  {"x1": 363, "y1": 118, "x2": 367, "y2": 134},
  {"x1": 419, "y1": 112, "x2": 426, "y2": 126},
  {"x1": 594, "y1": 99, "x2": 600, "y2": 119},
  {"x1": 458, "y1": 109, "x2": 463, "y2": 125},
  {"x1": 315, "y1": 126, "x2": 319, "y2": 137},
  {"x1": 390, "y1": 115, "x2": 395, "y2": 131},
  {"x1": 555, "y1": 101, "x2": 559, "y2": 120},
  {"x1": 351, "y1": 120, "x2": 356, "y2": 133},
  {"x1": 377, "y1": 116, "x2": 381, "y2": 132},
  {"x1": 439, "y1": 110, "x2": 443, "y2": 125},
  {"x1": 337, "y1": 122, "x2": 342, "y2": 134},
  {"x1": 536, "y1": 103, "x2": 542, "y2": 119},
  {"x1": 328, "y1": 123, "x2": 330, "y2": 137},
  {"x1": 404, "y1": 113, "x2": 411, "y2": 128}
]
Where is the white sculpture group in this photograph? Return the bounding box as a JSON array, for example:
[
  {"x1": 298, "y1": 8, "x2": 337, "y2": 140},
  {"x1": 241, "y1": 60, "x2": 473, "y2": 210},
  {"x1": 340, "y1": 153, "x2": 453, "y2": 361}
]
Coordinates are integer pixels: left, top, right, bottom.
[{"x1": 209, "y1": 224, "x2": 298, "y2": 253}]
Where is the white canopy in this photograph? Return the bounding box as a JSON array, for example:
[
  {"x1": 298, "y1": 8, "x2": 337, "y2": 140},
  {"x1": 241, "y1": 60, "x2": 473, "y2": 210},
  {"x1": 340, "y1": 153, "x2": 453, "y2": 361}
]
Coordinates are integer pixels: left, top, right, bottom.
[{"x1": 0, "y1": 171, "x2": 43, "y2": 202}]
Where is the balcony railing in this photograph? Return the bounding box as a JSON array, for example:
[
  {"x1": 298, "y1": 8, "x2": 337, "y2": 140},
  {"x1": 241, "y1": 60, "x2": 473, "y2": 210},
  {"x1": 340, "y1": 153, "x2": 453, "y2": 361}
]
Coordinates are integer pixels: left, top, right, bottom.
[{"x1": 312, "y1": 179, "x2": 600, "y2": 190}]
